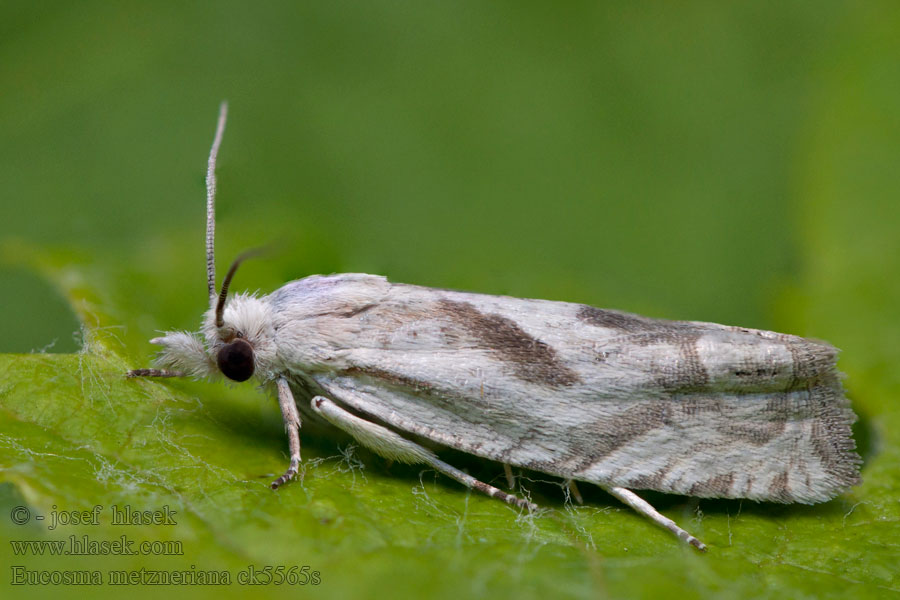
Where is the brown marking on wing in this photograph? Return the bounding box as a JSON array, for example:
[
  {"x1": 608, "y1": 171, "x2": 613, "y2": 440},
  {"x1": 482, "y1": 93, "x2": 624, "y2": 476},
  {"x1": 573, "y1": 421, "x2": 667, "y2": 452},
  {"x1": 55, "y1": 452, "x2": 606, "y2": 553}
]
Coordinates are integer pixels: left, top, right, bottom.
[
  {"x1": 335, "y1": 366, "x2": 504, "y2": 417},
  {"x1": 787, "y1": 337, "x2": 843, "y2": 388},
  {"x1": 579, "y1": 305, "x2": 711, "y2": 391},
  {"x1": 338, "y1": 303, "x2": 378, "y2": 318},
  {"x1": 438, "y1": 299, "x2": 581, "y2": 388},
  {"x1": 730, "y1": 355, "x2": 784, "y2": 387},
  {"x1": 810, "y1": 417, "x2": 862, "y2": 487},
  {"x1": 677, "y1": 395, "x2": 723, "y2": 417},
  {"x1": 688, "y1": 472, "x2": 735, "y2": 497},
  {"x1": 340, "y1": 366, "x2": 436, "y2": 394},
  {"x1": 724, "y1": 421, "x2": 786, "y2": 446},
  {"x1": 576, "y1": 306, "x2": 667, "y2": 332},
  {"x1": 768, "y1": 471, "x2": 791, "y2": 501},
  {"x1": 656, "y1": 334, "x2": 710, "y2": 392},
  {"x1": 570, "y1": 402, "x2": 673, "y2": 472},
  {"x1": 765, "y1": 393, "x2": 798, "y2": 419},
  {"x1": 627, "y1": 464, "x2": 673, "y2": 490}
]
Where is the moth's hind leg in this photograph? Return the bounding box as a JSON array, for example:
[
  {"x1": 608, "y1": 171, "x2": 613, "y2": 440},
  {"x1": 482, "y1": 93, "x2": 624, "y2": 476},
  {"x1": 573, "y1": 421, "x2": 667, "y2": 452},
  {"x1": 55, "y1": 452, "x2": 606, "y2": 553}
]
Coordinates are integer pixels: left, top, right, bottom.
[
  {"x1": 604, "y1": 486, "x2": 707, "y2": 552},
  {"x1": 310, "y1": 396, "x2": 536, "y2": 511}
]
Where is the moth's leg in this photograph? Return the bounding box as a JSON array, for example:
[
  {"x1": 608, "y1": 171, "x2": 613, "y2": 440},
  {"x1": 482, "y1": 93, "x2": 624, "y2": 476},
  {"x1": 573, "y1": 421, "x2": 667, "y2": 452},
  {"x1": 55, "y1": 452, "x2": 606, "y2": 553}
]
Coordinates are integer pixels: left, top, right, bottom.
[
  {"x1": 433, "y1": 457, "x2": 537, "y2": 512},
  {"x1": 604, "y1": 486, "x2": 707, "y2": 552},
  {"x1": 271, "y1": 377, "x2": 302, "y2": 490},
  {"x1": 503, "y1": 463, "x2": 516, "y2": 489},
  {"x1": 126, "y1": 369, "x2": 186, "y2": 378},
  {"x1": 566, "y1": 479, "x2": 584, "y2": 505},
  {"x1": 310, "y1": 396, "x2": 537, "y2": 512}
]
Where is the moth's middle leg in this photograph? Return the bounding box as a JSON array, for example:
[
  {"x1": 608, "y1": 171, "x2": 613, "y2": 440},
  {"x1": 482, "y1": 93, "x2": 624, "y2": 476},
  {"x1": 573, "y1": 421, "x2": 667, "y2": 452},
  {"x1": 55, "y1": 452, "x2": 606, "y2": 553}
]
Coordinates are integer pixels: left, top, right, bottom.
[
  {"x1": 503, "y1": 463, "x2": 516, "y2": 489},
  {"x1": 309, "y1": 395, "x2": 536, "y2": 511}
]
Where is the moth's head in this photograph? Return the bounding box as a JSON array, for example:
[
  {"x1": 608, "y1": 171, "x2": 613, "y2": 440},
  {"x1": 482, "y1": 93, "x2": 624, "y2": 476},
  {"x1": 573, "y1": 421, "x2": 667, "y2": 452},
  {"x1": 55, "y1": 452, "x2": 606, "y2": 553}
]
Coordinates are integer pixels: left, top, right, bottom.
[
  {"x1": 204, "y1": 291, "x2": 274, "y2": 383},
  {"x1": 204, "y1": 249, "x2": 275, "y2": 383},
  {"x1": 151, "y1": 251, "x2": 274, "y2": 383}
]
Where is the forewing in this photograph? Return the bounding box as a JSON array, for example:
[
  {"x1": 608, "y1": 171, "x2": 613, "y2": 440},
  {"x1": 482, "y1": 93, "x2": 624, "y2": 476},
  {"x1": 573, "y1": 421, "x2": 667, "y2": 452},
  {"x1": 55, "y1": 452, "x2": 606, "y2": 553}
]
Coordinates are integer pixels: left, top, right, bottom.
[{"x1": 273, "y1": 276, "x2": 860, "y2": 503}]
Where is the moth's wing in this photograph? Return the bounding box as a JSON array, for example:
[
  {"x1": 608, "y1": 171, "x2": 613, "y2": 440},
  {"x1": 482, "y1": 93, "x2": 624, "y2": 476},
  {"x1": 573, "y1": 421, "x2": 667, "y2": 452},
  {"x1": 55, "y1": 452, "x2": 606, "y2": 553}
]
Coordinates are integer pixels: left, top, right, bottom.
[
  {"x1": 274, "y1": 276, "x2": 860, "y2": 503},
  {"x1": 311, "y1": 368, "x2": 858, "y2": 506}
]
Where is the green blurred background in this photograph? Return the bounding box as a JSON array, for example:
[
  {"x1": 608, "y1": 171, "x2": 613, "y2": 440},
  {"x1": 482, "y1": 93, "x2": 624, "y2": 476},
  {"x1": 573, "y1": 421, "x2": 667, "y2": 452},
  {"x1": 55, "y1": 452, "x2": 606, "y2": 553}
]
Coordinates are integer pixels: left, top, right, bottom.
[
  {"x1": 5, "y1": 1, "x2": 846, "y2": 351},
  {"x1": 2, "y1": 1, "x2": 899, "y2": 599}
]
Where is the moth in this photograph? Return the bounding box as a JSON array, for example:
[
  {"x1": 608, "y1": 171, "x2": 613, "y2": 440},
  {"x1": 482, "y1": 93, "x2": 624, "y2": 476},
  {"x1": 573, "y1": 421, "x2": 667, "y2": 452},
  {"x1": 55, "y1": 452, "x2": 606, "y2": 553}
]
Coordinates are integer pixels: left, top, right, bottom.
[{"x1": 128, "y1": 103, "x2": 861, "y2": 551}]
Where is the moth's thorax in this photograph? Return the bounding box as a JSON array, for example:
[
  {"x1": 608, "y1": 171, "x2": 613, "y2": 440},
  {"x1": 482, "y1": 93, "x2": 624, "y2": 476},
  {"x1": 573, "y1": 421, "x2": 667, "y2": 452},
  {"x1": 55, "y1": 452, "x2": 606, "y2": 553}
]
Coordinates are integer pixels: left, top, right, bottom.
[
  {"x1": 263, "y1": 273, "x2": 393, "y2": 372},
  {"x1": 203, "y1": 292, "x2": 278, "y2": 378}
]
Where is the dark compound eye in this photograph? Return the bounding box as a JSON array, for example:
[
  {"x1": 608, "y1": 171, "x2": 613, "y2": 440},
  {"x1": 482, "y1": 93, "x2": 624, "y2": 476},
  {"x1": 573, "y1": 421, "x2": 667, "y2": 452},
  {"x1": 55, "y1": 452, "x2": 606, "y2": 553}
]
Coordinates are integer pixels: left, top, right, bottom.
[{"x1": 217, "y1": 338, "x2": 255, "y2": 382}]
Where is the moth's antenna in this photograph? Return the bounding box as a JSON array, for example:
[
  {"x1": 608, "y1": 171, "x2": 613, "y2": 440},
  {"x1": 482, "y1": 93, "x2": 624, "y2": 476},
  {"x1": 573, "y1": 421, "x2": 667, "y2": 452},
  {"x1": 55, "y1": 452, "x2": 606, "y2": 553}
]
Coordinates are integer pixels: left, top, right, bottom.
[
  {"x1": 207, "y1": 101, "x2": 228, "y2": 302},
  {"x1": 215, "y1": 248, "x2": 265, "y2": 328}
]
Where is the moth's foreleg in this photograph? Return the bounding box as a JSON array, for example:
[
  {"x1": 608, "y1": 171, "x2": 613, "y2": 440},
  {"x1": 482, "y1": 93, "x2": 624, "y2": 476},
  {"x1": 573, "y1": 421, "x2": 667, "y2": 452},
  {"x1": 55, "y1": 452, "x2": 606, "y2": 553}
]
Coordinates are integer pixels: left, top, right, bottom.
[
  {"x1": 126, "y1": 369, "x2": 187, "y2": 377},
  {"x1": 310, "y1": 396, "x2": 537, "y2": 512},
  {"x1": 271, "y1": 377, "x2": 302, "y2": 490},
  {"x1": 604, "y1": 486, "x2": 707, "y2": 552}
]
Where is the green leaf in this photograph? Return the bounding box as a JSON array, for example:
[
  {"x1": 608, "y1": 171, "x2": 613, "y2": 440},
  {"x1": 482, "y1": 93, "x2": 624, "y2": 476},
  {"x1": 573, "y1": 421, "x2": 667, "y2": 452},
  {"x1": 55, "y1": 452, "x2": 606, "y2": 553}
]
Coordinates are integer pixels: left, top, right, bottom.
[
  {"x1": 2, "y1": 3, "x2": 899, "y2": 599},
  {"x1": 2, "y1": 174, "x2": 897, "y2": 600}
]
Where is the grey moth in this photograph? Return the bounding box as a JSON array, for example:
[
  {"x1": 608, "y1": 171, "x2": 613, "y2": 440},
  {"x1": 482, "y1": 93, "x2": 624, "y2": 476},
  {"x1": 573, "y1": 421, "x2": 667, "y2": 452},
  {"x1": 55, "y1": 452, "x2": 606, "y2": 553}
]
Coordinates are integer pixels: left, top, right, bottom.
[{"x1": 128, "y1": 104, "x2": 861, "y2": 552}]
